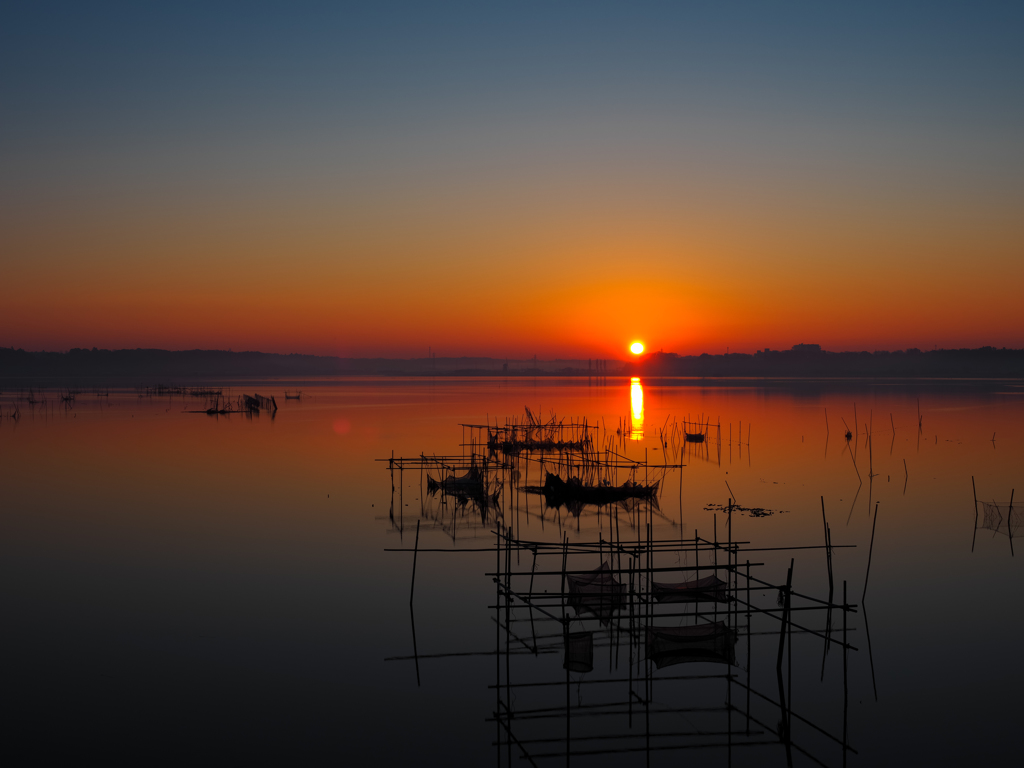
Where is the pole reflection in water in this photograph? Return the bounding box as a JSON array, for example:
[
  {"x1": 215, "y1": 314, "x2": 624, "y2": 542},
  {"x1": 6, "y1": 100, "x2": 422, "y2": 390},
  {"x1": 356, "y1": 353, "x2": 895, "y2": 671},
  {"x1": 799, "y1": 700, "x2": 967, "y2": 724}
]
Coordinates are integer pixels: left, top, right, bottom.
[{"x1": 630, "y1": 377, "x2": 644, "y2": 440}]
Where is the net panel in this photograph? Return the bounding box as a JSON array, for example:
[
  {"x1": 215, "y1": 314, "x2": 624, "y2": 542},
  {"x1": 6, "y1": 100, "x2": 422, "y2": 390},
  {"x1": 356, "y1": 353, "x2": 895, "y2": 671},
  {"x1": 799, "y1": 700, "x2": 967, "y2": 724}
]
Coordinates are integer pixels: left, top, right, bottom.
[{"x1": 980, "y1": 502, "x2": 1021, "y2": 537}]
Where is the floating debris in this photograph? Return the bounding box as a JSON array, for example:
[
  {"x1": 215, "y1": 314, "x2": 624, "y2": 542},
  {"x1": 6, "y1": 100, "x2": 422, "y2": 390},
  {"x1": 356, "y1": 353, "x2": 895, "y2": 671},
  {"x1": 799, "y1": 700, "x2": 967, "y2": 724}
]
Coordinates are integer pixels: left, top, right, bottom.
[{"x1": 704, "y1": 502, "x2": 789, "y2": 518}]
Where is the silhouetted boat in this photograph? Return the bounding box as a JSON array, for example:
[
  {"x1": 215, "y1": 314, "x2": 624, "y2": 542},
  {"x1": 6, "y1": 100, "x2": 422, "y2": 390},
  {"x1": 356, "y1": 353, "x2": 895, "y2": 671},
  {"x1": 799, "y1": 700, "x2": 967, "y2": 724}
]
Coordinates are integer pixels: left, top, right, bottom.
[
  {"x1": 532, "y1": 472, "x2": 658, "y2": 507},
  {"x1": 684, "y1": 432, "x2": 705, "y2": 443},
  {"x1": 427, "y1": 467, "x2": 487, "y2": 496}
]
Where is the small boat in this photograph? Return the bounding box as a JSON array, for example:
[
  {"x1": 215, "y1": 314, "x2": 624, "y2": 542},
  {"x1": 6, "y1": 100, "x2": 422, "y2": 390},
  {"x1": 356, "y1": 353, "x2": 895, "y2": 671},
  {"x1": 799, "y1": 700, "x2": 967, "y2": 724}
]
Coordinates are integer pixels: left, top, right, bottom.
[
  {"x1": 652, "y1": 574, "x2": 728, "y2": 603},
  {"x1": 684, "y1": 432, "x2": 705, "y2": 443},
  {"x1": 533, "y1": 473, "x2": 659, "y2": 507},
  {"x1": 284, "y1": 391, "x2": 302, "y2": 400},
  {"x1": 645, "y1": 622, "x2": 737, "y2": 668},
  {"x1": 427, "y1": 467, "x2": 487, "y2": 496}
]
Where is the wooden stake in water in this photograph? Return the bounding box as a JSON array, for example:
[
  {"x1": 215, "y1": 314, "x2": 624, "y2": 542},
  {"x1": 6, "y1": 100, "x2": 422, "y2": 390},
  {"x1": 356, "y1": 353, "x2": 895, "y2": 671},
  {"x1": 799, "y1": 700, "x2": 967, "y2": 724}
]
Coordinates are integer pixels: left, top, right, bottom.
[
  {"x1": 868, "y1": 422, "x2": 874, "y2": 478},
  {"x1": 409, "y1": 519, "x2": 421, "y2": 606},
  {"x1": 821, "y1": 496, "x2": 833, "y2": 600},
  {"x1": 971, "y1": 476, "x2": 979, "y2": 553},
  {"x1": 853, "y1": 404, "x2": 858, "y2": 460},
  {"x1": 862, "y1": 502, "x2": 880, "y2": 602},
  {"x1": 842, "y1": 580, "x2": 848, "y2": 768},
  {"x1": 1008, "y1": 489, "x2": 1015, "y2": 557},
  {"x1": 777, "y1": 559, "x2": 793, "y2": 673}
]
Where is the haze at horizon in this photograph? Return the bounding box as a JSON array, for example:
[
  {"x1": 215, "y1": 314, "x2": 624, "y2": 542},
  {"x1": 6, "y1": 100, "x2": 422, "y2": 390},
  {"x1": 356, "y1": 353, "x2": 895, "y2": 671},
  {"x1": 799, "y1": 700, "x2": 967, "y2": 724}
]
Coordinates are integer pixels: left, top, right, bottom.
[{"x1": 3, "y1": 2, "x2": 1023, "y2": 358}]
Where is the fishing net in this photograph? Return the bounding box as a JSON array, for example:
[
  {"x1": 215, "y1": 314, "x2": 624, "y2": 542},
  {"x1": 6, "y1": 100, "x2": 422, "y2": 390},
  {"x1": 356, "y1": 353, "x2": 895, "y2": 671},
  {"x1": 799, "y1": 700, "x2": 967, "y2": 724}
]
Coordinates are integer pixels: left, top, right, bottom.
[
  {"x1": 645, "y1": 622, "x2": 737, "y2": 668},
  {"x1": 980, "y1": 502, "x2": 1021, "y2": 537},
  {"x1": 651, "y1": 574, "x2": 729, "y2": 604},
  {"x1": 566, "y1": 561, "x2": 626, "y2": 623},
  {"x1": 563, "y1": 632, "x2": 594, "y2": 673}
]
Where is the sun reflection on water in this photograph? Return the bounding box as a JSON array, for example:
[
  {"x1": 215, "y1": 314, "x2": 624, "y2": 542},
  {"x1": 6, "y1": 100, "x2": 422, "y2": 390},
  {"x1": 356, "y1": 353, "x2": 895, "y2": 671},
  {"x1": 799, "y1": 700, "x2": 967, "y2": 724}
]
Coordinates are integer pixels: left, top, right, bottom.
[{"x1": 630, "y1": 377, "x2": 644, "y2": 439}]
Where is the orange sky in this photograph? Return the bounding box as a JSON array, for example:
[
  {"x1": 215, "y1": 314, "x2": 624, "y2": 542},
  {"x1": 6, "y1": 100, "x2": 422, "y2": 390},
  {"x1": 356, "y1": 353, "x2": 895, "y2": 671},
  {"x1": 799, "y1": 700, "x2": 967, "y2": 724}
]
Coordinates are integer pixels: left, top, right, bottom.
[
  {"x1": 5, "y1": 180, "x2": 1022, "y2": 358},
  {"x1": 3, "y1": 5, "x2": 1024, "y2": 358}
]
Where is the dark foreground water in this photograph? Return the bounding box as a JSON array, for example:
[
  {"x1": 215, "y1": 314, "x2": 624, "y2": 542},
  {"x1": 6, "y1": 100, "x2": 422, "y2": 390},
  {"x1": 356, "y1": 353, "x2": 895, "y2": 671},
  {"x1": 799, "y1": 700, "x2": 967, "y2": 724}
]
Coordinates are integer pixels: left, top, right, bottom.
[{"x1": 1, "y1": 378, "x2": 1021, "y2": 765}]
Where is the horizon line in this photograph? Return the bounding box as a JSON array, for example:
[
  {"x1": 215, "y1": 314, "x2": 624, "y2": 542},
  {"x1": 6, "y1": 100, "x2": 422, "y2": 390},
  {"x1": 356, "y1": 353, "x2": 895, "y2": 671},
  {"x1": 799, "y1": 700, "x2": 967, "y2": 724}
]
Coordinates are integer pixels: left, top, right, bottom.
[{"x1": 6, "y1": 343, "x2": 1024, "y2": 359}]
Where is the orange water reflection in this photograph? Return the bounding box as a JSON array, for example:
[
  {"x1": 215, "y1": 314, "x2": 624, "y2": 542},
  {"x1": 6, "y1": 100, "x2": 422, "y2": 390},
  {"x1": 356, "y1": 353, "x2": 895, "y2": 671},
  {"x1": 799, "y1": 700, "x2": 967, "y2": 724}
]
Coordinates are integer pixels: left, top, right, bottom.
[{"x1": 630, "y1": 377, "x2": 644, "y2": 439}]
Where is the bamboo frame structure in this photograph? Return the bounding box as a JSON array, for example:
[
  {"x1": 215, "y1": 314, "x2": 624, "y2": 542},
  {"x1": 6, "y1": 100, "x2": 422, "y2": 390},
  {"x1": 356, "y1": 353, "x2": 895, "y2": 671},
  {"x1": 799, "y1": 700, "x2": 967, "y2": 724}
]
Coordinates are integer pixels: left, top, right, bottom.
[{"x1": 380, "y1": 408, "x2": 860, "y2": 766}]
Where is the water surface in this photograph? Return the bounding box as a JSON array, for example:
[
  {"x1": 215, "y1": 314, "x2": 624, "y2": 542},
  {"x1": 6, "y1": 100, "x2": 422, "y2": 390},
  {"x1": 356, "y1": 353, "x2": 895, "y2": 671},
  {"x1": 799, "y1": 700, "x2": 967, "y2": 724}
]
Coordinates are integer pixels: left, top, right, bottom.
[{"x1": 1, "y1": 378, "x2": 1020, "y2": 765}]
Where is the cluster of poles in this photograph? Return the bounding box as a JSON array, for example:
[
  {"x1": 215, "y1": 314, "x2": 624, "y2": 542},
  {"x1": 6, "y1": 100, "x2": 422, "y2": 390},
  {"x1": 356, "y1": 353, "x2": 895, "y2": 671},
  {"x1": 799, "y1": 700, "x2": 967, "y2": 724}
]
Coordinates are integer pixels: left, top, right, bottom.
[
  {"x1": 480, "y1": 499, "x2": 859, "y2": 767},
  {"x1": 381, "y1": 414, "x2": 686, "y2": 542},
  {"x1": 386, "y1": 489, "x2": 861, "y2": 765}
]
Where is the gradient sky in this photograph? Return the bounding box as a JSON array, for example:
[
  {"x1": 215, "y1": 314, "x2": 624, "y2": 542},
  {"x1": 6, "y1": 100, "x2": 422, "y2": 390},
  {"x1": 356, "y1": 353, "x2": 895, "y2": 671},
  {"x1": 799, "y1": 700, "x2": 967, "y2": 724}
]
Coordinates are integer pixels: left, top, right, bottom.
[{"x1": 3, "y1": 2, "x2": 1023, "y2": 358}]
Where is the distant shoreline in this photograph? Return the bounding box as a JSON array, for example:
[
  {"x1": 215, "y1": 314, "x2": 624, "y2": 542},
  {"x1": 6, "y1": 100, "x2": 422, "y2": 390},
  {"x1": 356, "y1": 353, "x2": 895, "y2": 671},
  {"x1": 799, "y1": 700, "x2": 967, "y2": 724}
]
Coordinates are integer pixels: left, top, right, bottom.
[{"x1": 3, "y1": 345, "x2": 1024, "y2": 385}]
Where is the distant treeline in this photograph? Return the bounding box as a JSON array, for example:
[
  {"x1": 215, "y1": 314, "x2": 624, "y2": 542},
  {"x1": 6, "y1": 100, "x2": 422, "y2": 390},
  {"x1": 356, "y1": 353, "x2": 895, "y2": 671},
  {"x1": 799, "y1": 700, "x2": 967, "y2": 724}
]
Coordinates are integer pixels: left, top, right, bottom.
[
  {"x1": 0, "y1": 347, "x2": 611, "y2": 383},
  {"x1": 2, "y1": 345, "x2": 1023, "y2": 383},
  {"x1": 630, "y1": 345, "x2": 1024, "y2": 378}
]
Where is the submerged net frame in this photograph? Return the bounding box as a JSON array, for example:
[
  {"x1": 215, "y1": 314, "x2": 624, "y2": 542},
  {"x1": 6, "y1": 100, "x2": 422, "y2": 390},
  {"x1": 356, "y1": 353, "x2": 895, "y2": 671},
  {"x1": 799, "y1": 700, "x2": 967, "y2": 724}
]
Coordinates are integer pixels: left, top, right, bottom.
[{"x1": 484, "y1": 521, "x2": 860, "y2": 767}]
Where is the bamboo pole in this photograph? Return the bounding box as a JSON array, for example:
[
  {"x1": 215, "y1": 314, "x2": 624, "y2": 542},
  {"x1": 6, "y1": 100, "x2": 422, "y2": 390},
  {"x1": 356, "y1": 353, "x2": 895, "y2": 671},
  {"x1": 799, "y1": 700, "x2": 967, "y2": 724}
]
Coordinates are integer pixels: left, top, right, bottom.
[
  {"x1": 822, "y1": 497, "x2": 833, "y2": 601},
  {"x1": 409, "y1": 520, "x2": 421, "y2": 606},
  {"x1": 971, "y1": 476, "x2": 979, "y2": 553},
  {"x1": 842, "y1": 581, "x2": 848, "y2": 768},
  {"x1": 776, "y1": 560, "x2": 793, "y2": 673},
  {"x1": 862, "y1": 502, "x2": 880, "y2": 602},
  {"x1": 1008, "y1": 489, "x2": 1015, "y2": 557}
]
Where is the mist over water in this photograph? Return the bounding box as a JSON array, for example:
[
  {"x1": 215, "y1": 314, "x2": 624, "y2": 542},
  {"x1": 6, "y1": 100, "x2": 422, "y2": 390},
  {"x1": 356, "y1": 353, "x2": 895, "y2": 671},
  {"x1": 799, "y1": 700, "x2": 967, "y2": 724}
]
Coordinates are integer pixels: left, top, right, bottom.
[{"x1": 1, "y1": 378, "x2": 1020, "y2": 765}]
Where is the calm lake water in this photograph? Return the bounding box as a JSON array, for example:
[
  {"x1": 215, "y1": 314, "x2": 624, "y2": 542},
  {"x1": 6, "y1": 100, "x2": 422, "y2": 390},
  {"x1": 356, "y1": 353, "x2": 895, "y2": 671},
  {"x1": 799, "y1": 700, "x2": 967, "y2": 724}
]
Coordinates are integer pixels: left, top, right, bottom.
[{"x1": 1, "y1": 378, "x2": 1021, "y2": 765}]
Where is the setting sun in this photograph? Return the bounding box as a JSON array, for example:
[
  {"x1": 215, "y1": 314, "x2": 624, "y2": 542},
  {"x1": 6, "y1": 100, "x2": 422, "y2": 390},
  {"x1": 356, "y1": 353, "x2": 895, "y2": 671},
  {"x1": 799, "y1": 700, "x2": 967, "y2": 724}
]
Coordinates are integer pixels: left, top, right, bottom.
[{"x1": 630, "y1": 342, "x2": 644, "y2": 355}]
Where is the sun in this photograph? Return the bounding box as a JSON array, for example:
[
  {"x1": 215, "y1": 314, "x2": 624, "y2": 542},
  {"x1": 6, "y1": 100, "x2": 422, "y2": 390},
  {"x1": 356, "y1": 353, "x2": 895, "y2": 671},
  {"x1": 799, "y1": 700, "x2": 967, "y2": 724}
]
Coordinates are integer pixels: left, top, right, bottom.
[{"x1": 630, "y1": 341, "x2": 644, "y2": 355}]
